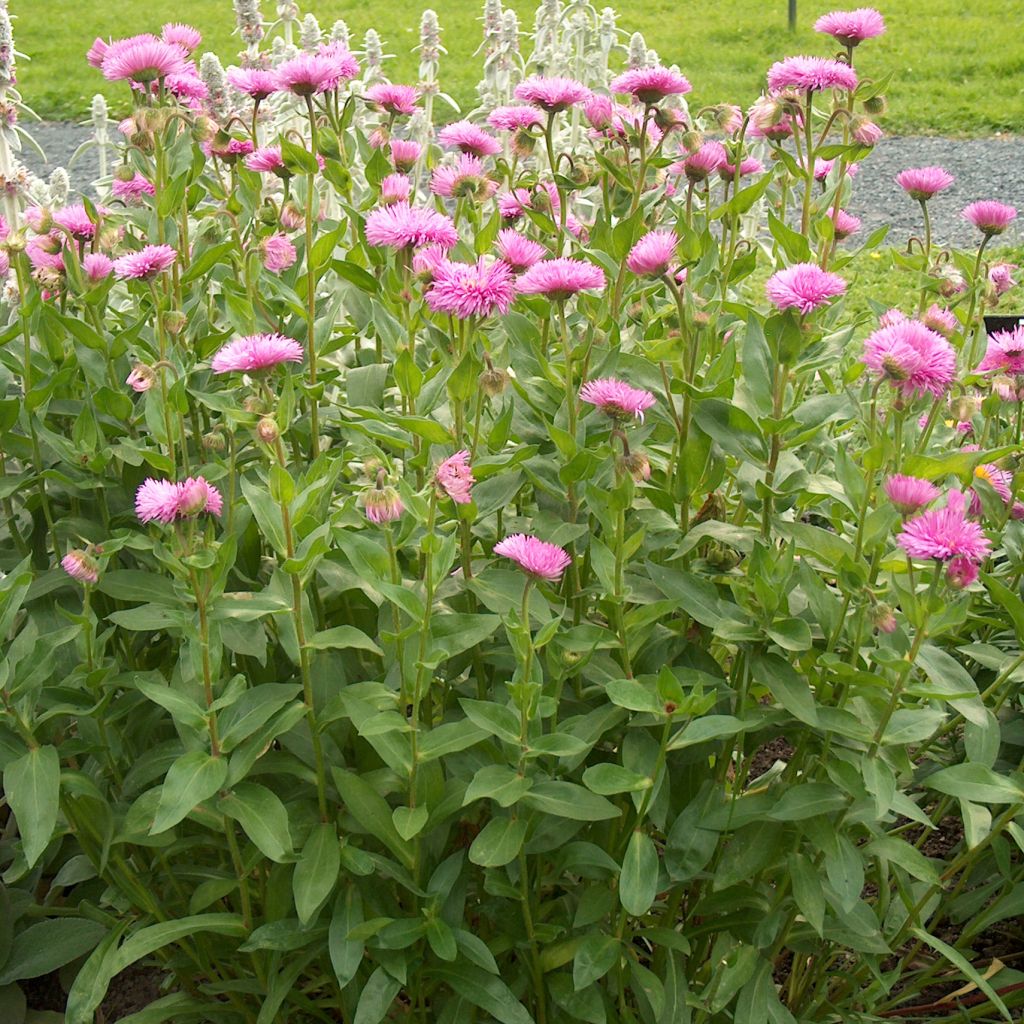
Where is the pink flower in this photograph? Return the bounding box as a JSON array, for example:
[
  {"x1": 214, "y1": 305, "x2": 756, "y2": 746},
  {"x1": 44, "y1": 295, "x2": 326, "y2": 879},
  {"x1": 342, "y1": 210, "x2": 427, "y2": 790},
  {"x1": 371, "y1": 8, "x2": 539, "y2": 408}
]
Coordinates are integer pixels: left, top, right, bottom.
[
  {"x1": 832, "y1": 209, "x2": 861, "y2": 240},
  {"x1": 112, "y1": 173, "x2": 156, "y2": 205},
  {"x1": 126, "y1": 364, "x2": 155, "y2": 392},
  {"x1": 517, "y1": 258, "x2": 605, "y2": 300},
  {"x1": 317, "y1": 42, "x2": 360, "y2": 81},
  {"x1": 438, "y1": 120, "x2": 501, "y2": 157},
  {"x1": 87, "y1": 37, "x2": 112, "y2": 69},
  {"x1": 435, "y1": 450, "x2": 475, "y2": 504},
  {"x1": 672, "y1": 141, "x2": 726, "y2": 182},
  {"x1": 426, "y1": 258, "x2": 517, "y2": 319},
  {"x1": 879, "y1": 308, "x2": 908, "y2": 328},
  {"x1": 177, "y1": 476, "x2": 223, "y2": 517},
  {"x1": 767, "y1": 56, "x2": 858, "y2": 93},
  {"x1": 226, "y1": 66, "x2": 280, "y2": 100},
  {"x1": 898, "y1": 490, "x2": 991, "y2": 563},
  {"x1": 390, "y1": 138, "x2": 422, "y2": 171},
  {"x1": 365, "y1": 201, "x2": 458, "y2": 250},
  {"x1": 748, "y1": 96, "x2": 793, "y2": 140},
  {"x1": 963, "y1": 201, "x2": 1017, "y2": 236},
  {"x1": 718, "y1": 156, "x2": 764, "y2": 180},
  {"x1": 971, "y1": 462, "x2": 1014, "y2": 514},
  {"x1": 413, "y1": 245, "x2": 450, "y2": 281},
  {"x1": 162, "y1": 22, "x2": 202, "y2": 51},
  {"x1": 977, "y1": 326, "x2": 1024, "y2": 374},
  {"x1": 947, "y1": 555, "x2": 979, "y2": 589},
  {"x1": 494, "y1": 534, "x2": 572, "y2": 581},
  {"x1": 496, "y1": 229, "x2": 546, "y2": 271},
  {"x1": 814, "y1": 158, "x2": 859, "y2": 181},
  {"x1": 366, "y1": 83, "x2": 420, "y2": 116},
  {"x1": 487, "y1": 105, "x2": 544, "y2": 132},
  {"x1": 584, "y1": 94, "x2": 615, "y2": 131},
  {"x1": 885, "y1": 474, "x2": 940, "y2": 515},
  {"x1": 989, "y1": 263, "x2": 1018, "y2": 296},
  {"x1": 204, "y1": 136, "x2": 255, "y2": 161},
  {"x1": 259, "y1": 233, "x2": 297, "y2": 272},
  {"x1": 136, "y1": 478, "x2": 186, "y2": 524},
  {"x1": 380, "y1": 173, "x2": 411, "y2": 204},
  {"x1": 609, "y1": 66, "x2": 692, "y2": 103},
  {"x1": 62, "y1": 550, "x2": 99, "y2": 584},
  {"x1": 166, "y1": 70, "x2": 208, "y2": 102},
  {"x1": 83, "y1": 253, "x2": 114, "y2": 282},
  {"x1": 765, "y1": 263, "x2": 846, "y2": 314},
  {"x1": 54, "y1": 203, "x2": 104, "y2": 240},
  {"x1": 626, "y1": 229, "x2": 678, "y2": 277},
  {"x1": 499, "y1": 182, "x2": 561, "y2": 222},
  {"x1": 112, "y1": 244, "x2": 177, "y2": 280},
  {"x1": 863, "y1": 320, "x2": 956, "y2": 397},
  {"x1": 814, "y1": 8, "x2": 886, "y2": 45},
  {"x1": 211, "y1": 333, "x2": 304, "y2": 373},
  {"x1": 430, "y1": 154, "x2": 496, "y2": 200},
  {"x1": 851, "y1": 118, "x2": 883, "y2": 146},
  {"x1": 514, "y1": 75, "x2": 591, "y2": 113},
  {"x1": 580, "y1": 377, "x2": 657, "y2": 422},
  {"x1": 364, "y1": 484, "x2": 403, "y2": 524},
  {"x1": 896, "y1": 166, "x2": 954, "y2": 201},
  {"x1": 276, "y1": 51, "x2": 357, "y2": 95},
  {"x1": 922, "y1": 304, "x2": 958, "y2": 338},
  {"x1": 102, "y1": 37, "x2": 187, "y2": 83},
  {"x1": 245, "y1": 146, "x2": 286, "y2": 174}
]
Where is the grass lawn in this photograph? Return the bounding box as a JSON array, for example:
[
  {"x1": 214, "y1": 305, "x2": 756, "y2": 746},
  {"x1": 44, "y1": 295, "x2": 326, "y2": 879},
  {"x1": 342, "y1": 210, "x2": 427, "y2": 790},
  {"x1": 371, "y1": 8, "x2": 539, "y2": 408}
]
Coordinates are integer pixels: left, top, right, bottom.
[{"x1": 14, "y1": 0, "x2": 1024, "y2": 133}]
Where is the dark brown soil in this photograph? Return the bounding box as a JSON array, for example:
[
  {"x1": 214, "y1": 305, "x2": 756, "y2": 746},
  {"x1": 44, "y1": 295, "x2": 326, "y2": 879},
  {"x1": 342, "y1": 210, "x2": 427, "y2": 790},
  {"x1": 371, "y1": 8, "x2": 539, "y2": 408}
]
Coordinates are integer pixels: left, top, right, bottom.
[
  {"x1": 748, "y1": 736, "x2": 796, "y2": 780},
  {"x1": 23, "y1": 966, "x2": 166, "y2": 1022}
]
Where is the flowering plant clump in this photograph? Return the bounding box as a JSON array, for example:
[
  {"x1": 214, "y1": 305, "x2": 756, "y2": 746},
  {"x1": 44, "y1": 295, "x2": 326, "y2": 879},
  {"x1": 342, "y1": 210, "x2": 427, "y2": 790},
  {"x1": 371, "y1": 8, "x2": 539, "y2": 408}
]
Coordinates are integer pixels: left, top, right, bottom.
[{"x1": 2, "y1": 2, "x2": 1024, "y2": 1023}]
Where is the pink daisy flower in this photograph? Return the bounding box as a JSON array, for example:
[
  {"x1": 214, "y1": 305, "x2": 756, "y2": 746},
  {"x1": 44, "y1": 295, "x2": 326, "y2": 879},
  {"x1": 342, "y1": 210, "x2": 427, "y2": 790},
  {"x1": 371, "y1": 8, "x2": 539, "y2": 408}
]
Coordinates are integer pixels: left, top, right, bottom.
[
  {"x1": 851, "y1": 118, "x2": 883, "y2": 146},
  {"x1": 494, "y1": 533, "x2": 572, "y2": 581},
  {"x1": 496, "y1": 229, "x2": 546, "y2": 272},
  {"x1": 487, "y1": 105, "x2": 544, "y2": 132},
  {"x1": 748, "y1": 96, "x2": 794, "y2": 140},
  {"x1": 765, "y1": 263, "x2": 846, "y2": 314},
  {"x1": 87, "y1": 37, "x2": 112, "y2": 69},
  {"x1": 412, "y1": 245, "x2": 450, "y2": 281},
  {"x1": 989, "y1": 262, "x2": 1018, "y2": 296},
  {"x1": 767, "y1": 56, "x2": 858, "y2": 93},
  {"x1": 102, "y1": 38, "x2": 188, "y2": 83},
  {"x1": 584, "y1": 94, "x2": 615, "y2": 131},
  {"x1": 136, "y1": 478, "x2": 185, "y2": 524},
  {"x1": 112, "y1": 244, "x2": 177, "y2": 280},
  {"x1": 364, "y1": 484, "x2": 403, "y2": 524},
  {"x1": 885, "y1": 474, "x2": 940, "y2": 515},
  {"x1": 880, "y1": 308, "x2": 908, "y2": 328},
  {"x1": 898, "y1": 490, "x2": 991, "y2": 563},
  {"x1": 498, "y1": 182, "x2": 561, "y2": 222},
  {"x1": 112, "y1": 173, "x2": 156, "y2": 205},
  {"x1": 54, "y1": 203, "x2": 103, "y2": 241},
  {"x1": 863, "y1": 320, "x2": 957, "y2": 397},
  {"x1": 718, "y1": 156, "x2": 764, "y2": 180},
  {"x1": 317, "y1": 42, "x2": 360, "y2": 81},
  {"x1": 922, "y1": 305, "x2": 959, "y2": 339},
  {"x1": 244, "y1": 146, "x2": 285, "y2": 174},
  {"x1": 380, "y1": 173, "x2": 411, "y2": 204},
  {"x1": 177, "y1": 476, "x2": 223, "y2": 517},
  {"x1": 62, "y1": 550, "x2": 99, "y2": 584},
  {"x1": 435, "y1": 450, "x2": 475, "y2": 504},
  {"x1": 626, "y1": 229, "x2": 678, "y2": 277},
  {"x1": 212, "y1": 333, "x2": 304, "y2": 373},
  {"x1": 390, "y1": 138, "x2": 422, "y2": 171},
  {"x1": 609, "y1": 66, "x2": 692, "y2": 104},
  {"x1": 896, "y1": 166, "x2": 954, "y2": 201},
  {"x1": 166, "y1": 70, "x2": 209, "y2": 103},
  {"x1": 517, "y1": 258, "x2": 605, "y2": 301},
  {"x1": 226, "y1": 66, "x2": 280, "y2": 101},
  {"x1": 366, "y1": 83, "x2": 420, "y2": 116},
  {"x1": 947, "y1": 555, "x2": 979, "y2": 589},
  {"x1": 814, "y1": 158, "x2": 859, "y2": 181},
  {"x1": 672, "y1": 141, "x2": 726, "y2": 182},
  {"x1": 963, "y1": 201, "x2": 1017, "y2": 236},
  {"x1": 162, "y1": 22, "x2": 202, "y2": 51},
  {"x1": 426, "y1": 258, "x2": 517, "y2": 319},
  {"x1": 365, "y1": 201, "x2": 458, "y2": 250},
  {"x1": 580, "y1": 378, "x2": 657, "y2": 422},
  {"x1": 126, "y1": 364, "x2": 155, "y2": 392},
  {"x1": 276, "y1": 51, "x2": 356, "y2": 95},
  {"x1": 832, "y1": 209, "x2": 861, "y2": 240},
  {"x1": 438, "y1": 120, "x2": 501, "y2": 157},
  {"x1": 430, "y1": 154, "x2": 496, "y2": 200},
  {"x1": 971, "y1": 462, "x2": 1014, "y2": 515},
  {"x1": 514, "y1": 75, "x2": 591, "y2": 113},
  {"x1": 814, "y1": 8, "x2": 886, "y2": 46},
  {"x1": 204, "y1": 136, "x2": 255, "y2": 161},
  {"x1": 83, "y1": 253, "x2": 114, "y2": 282},
  {"x1": 977, "y1": 325, "x2": 1024, "y2": 374},
  {"x1": 259, "y1": 233, "x2": 297, "y2": 272}
]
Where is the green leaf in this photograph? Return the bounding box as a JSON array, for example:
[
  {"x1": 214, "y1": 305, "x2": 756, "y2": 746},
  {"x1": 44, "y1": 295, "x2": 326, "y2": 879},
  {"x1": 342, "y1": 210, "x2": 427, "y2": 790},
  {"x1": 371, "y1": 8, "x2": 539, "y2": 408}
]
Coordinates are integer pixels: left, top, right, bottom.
[
  {"x1": 668, "y1": 715, "x2": 748, "y2": 750},
  {"x1": 752, "y1": 653, "x2": 819, "y2": 726},
  {"x1": 769, "y1": 783, "x2": 846, "y2": 821},
  {"x1": 620, "y1": 831, "x2": 659, "y2": 916},
  {"x1": 582, "y1": 763, "x2": 652, "y2": 796},
  {"x1": 426, "y1": 917, "x2": 458, "y2": 962},
  {"x1": 469, "y1": 816, "x2": 527, "y2": 868},
  {"x1": 219, "y1": 782, "x2": 294, "y2": 863},
  {"x1": 134, "y1": 675, "x2": 207, "y2": 732},
  {"x1": 458, "y1": 698, "x2": 520, "y2": 745},
  {"x1": 789, "y1": 852, "x2": 825, "y2": 935},
  {"x1": 329, "y1": 890, "x2": 363, "y2": 989},
  {"x1": 114, "y1": 915, "x2": 246, "y2": 973},
  {"x1": 432, "y1": 963, "x2": 536, "y2": 1024},
  {"x1": 353, "y1": 966, "x2": 402, "y2": 1024},
  {"x1": 605, "y1": 679, "x2": 663, "y2": 714},
  {"x1": 693, "y1": 399, "x2": 767, "y2": 462},
  {"x1": 332, "y1": 768, "x2": 413, "y2": 868},
  {"x1": 4, "y1": 745, "x2": 60, "y2": 868},
  {"x1": 0, "y1": 919, "x2": 107, "y2": 984},
  {"x1": 392, "y1": 805, "x2": 429, "y2": 841},
  {"x1": 218, "y1": 684, "x2": 302, "y2": 751},
  {"x1": 293, "y1": 823, "x2": 340, "y2": 925},
  {"x1": 150, "y1": 751, "x2": 228, "y2": 834},
  {"x1": 925, "y1": 763, "x2": 1024, "y2": 804},
  {"x1": 521, "y1": 782, "x2": 621, "y2": 822},
  {"x1": 308, "y1": 625, "x2": 383, "y2": 655},
  {"x1": 573, "y1": 933, "x2": 620, "y2": 991},
  {"x1": 464, "y1": 764, "x2": 533, "y2": 807}
]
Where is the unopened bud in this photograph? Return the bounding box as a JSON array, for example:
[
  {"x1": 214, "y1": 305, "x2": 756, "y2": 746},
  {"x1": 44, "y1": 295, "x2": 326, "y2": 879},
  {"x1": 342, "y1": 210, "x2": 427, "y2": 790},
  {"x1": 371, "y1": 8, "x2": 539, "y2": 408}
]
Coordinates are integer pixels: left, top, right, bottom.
[
  {"x1": 679, "y1": 129, "x2": 703, "y2": 154},
  {"x1": 479, "y1": 366, "x2": 509, "y2": 396},
  {"x1": 256, "y1": 417, "x2": 279, "y2": 443},
  {"x1": 114, "y1": 164, "x2": 136, "y2": 182},
  {"x1": 163, "y1": 310, "x2": 187, "y2": 336},
  {"x1": 619, "y1": 451, "x2": 651, "y2": 482},
  {"x1": 203, "y1": 431, "x2": 226, "y2": 453},
  {"x1": 871, "y1": 603, "x2": 898, "y2": 633},
  {"x1": 242, "y1": 395, "x2": 266, "y2": 414},
  {"x1": 946, "y1": 556, "x2": 978, "y2": 590},
  {"x1": 4, "y1": 228, "x2": 25, "y2": 253},
  {"x1": 862, "y1": 94, "x2": 887, "y2": 116}
]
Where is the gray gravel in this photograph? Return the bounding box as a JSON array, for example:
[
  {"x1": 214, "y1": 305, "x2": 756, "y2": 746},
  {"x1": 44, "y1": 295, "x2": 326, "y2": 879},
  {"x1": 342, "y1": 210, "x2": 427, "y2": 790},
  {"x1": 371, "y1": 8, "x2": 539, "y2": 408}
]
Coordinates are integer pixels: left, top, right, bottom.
[{"x1": 17, "y1": 121, "x2": 1024, "y2": 249}]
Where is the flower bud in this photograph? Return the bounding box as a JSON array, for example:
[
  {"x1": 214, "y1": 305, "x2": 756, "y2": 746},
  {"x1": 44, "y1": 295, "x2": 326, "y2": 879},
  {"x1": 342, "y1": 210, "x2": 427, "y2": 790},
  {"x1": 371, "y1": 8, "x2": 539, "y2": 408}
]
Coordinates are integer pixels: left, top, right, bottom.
[
  {"x1": 203, "y1": 431, "x2": 226, "y2": 453},
  {"x1": 61, "y1": 549, "x2": 99, "y2": 584},
  {"x1": 619, "y1": 451, "x2": 651, "y2": 482},
  {"x1": 946, "y1": 556, "x2": 978, "y2": 590},
  {"x1": 126, "y1": 363, "x2": 156, "y2": 392},
  {"x1": 256, "y1": 417, "x2": 279, "y2": 443},
  {"x1": 3, "y1": 228, "x2": 25, "y2": 253},
  {"x1": 163, "y1": 310, "x2": 187, "y2": 336},
  {"x1": 871, "y1": 603, "x2": 898, "y2": 634},
  {"x1": 243, "y1": 395, "x2": 266, "y2": 415},
  {"x1": 950, "y1": 395, "x2": 979, "y2": 423},
  {"x1": 114, "y1": 164, "x2": 136, "y2": 182},
  {"x1": 862, "y1": 94, "x2": 887, "y2": 116},
  {"x1": 679, "y1": 129, "x2": 703, "y2": 154},
  {"x1": 178, "y1": 478, "x2": 212, "y2": 516},
  {"x1": 479, "y1": 366, "x2": 509, "y2": 397},
  {"x1": 364, "y1": 484, "x2": 403, "y2": 524}
]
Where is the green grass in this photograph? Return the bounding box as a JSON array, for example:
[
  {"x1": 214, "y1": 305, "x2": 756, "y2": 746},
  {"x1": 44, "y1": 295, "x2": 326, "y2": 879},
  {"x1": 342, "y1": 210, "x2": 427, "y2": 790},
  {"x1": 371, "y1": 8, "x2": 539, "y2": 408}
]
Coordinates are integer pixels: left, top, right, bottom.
[{"x1": 15, "y1": 0, "x2": 1024, "y2": 133}]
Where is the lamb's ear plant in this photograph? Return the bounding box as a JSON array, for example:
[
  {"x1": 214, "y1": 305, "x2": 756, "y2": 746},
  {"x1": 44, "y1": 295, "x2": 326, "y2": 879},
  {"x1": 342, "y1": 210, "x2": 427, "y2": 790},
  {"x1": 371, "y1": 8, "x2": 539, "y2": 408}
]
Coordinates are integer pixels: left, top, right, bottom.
[{"x1": 2, "y1": 3, "x2": 1024, "y2": 1023}]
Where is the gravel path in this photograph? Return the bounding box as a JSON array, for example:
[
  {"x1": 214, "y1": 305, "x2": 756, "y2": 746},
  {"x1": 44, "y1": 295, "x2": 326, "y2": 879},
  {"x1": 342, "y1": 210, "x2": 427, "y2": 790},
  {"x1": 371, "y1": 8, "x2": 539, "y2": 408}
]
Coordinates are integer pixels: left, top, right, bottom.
[{"x1": 17, "y1": 122, "x2": 1024, "y2": 249}]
